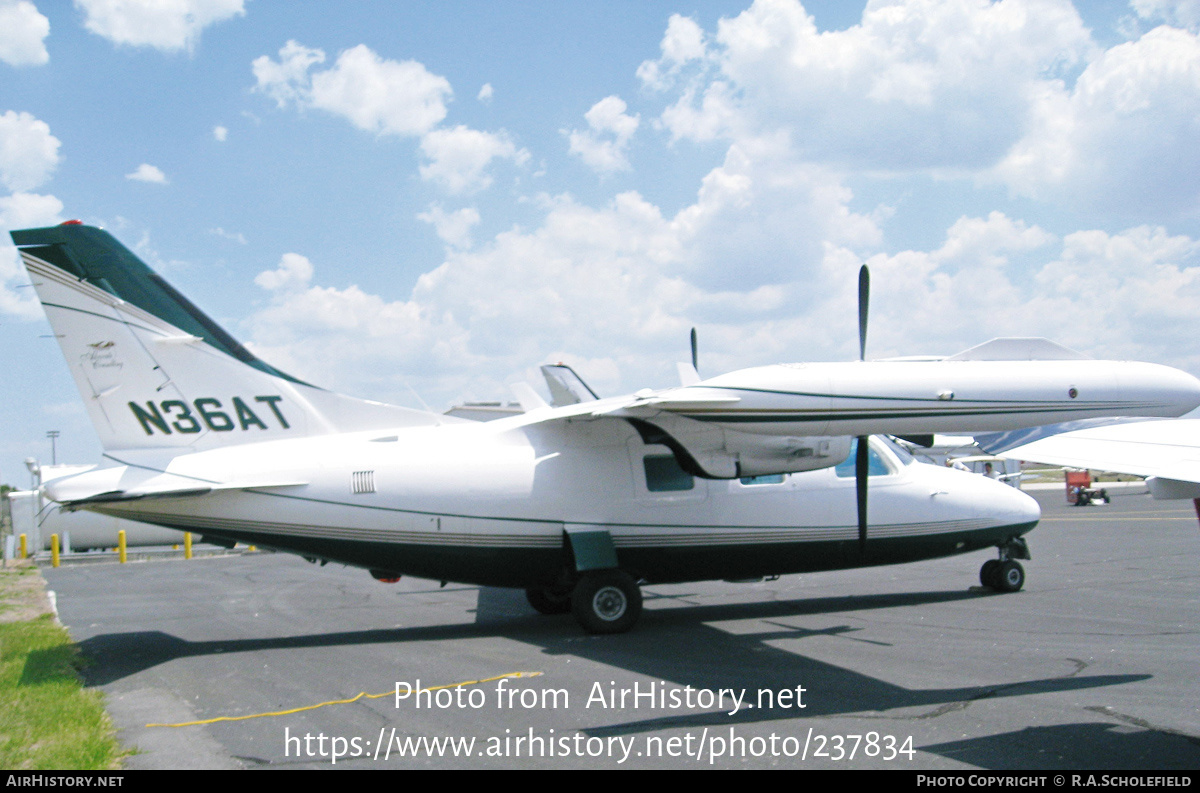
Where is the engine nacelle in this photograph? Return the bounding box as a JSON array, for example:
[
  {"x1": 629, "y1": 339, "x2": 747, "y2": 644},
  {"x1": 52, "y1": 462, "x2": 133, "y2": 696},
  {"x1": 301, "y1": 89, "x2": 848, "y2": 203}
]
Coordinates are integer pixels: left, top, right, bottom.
[{"x1": 635, "y1": 413, "x2": 851, "y2": 479}]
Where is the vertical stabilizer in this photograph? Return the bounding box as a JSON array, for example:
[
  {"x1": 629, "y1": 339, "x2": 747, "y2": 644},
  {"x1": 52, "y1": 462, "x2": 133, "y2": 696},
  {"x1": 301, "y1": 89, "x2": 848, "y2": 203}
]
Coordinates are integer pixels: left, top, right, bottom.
[{"x1": 12, "y1": 223, "x2": 447, "y2": 452}]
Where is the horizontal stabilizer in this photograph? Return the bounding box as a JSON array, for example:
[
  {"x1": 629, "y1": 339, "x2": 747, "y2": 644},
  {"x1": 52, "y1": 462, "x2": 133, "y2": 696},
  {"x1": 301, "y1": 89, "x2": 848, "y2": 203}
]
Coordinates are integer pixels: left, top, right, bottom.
[
  {"x1": 510, "y1": 382, "x2": 549, "y2": 412},
  {"x1": 58, "y1": 479, "x2": 308, "y2": 506},
  {"x1": 46, "y1": 462, "x2": 307, "y2": 506}
]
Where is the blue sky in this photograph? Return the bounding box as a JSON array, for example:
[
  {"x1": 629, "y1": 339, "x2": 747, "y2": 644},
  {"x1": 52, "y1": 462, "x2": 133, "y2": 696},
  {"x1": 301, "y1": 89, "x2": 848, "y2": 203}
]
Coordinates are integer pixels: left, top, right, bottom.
[{"x1": 2, "y1": 0, "x2": 1199, "y2": 482}]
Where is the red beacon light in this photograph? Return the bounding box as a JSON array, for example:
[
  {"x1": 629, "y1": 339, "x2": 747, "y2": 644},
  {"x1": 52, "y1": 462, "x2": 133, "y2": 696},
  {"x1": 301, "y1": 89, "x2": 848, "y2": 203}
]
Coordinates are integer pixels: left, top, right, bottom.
[{"x1": 59, "y1": 219, "x2": 83, "y2": 226}]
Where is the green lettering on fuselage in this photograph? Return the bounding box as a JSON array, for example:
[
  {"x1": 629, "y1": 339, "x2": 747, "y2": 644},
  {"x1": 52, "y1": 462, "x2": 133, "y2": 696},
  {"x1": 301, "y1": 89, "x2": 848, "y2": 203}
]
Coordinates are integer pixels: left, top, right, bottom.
[
  {"x1": 130, "y1": 401, "x2": 170, "y2": 435},
  {"x1": 255, "y1": 395, "x2": 290, "y2": 429},
  {"x1": 161, "y1": 399, "x2": 202, "y2": 433},
  {"x1": 232, "y1": 396, "x2": 268, "y2": 430},
  {"x1": 128, "y1": 396, "x2": 290, "y2": 435},
  {"x1": 194, "y1": 398, "x2": 234, "y2": 431}
]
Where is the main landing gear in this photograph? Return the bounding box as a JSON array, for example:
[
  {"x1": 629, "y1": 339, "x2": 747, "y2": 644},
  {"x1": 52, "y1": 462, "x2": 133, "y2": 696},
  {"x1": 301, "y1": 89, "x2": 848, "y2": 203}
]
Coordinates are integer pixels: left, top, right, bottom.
[
  {"x1": 526, "y1": 569, "x2": 643, "y2": 634},
  {"x1": 979, "y1": 537, "x2": 1031, "y2": 593},
  {"x1": 525, "y1": 586, "x2": 571, "y2": 615}
]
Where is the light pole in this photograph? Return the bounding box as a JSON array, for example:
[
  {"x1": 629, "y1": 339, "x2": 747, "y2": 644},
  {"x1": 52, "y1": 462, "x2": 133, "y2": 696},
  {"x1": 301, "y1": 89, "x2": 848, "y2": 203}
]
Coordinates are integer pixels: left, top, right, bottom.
[{"x1": 46, "y1": 430, "x2": 59, "y2": 466}]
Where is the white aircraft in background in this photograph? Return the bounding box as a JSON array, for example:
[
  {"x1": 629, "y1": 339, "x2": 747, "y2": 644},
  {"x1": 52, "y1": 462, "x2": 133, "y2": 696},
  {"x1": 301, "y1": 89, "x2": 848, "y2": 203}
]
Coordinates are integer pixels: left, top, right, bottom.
[
  {"x1": 12, "y1": 222, "x2": 1200, "y2": 633},
  {"x1": 980, "y1": 418, "x2": 1200, "y2": 517}
]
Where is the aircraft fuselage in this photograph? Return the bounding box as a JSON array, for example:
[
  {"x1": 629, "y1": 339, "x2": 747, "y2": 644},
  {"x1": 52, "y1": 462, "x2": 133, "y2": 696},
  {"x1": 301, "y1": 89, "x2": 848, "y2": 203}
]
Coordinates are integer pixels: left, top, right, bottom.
[{"x1": 63, "y1": 418, "x2": 1040, "y2": 588}]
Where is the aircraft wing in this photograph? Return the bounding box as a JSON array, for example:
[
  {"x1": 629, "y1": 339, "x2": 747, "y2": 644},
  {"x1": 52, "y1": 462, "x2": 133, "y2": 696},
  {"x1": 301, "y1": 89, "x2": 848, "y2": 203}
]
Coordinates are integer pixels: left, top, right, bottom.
[{"x1": 979, "y1": 418, "x2": 1200, "y2": 496}]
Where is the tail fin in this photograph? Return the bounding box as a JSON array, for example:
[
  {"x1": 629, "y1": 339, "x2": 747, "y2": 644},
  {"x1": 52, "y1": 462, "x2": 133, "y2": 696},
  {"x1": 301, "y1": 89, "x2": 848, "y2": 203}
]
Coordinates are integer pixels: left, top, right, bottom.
[
  {"x1": 12, "y1": 223, "x2": 445, "y2": 452},
  {"x1": 540, "y1": 363, "x2": 599, "y2": 406}
]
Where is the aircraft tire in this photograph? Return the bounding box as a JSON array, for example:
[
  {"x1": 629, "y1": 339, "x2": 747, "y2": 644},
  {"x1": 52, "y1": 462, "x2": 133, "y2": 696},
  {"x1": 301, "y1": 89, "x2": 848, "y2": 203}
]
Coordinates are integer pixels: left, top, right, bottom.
[
  {"x1": 526, "y1": 587, "x2": 572, "y2": 615},
  {"x1": 994, "y1": 560, "x2": 1025, "y2": 592},
  {"x1": 571, "y1": 570, "x2": 642, "y2": 634},
  {"x1": 980, "y1": 560, "x2": 1001, "y2": 589}
]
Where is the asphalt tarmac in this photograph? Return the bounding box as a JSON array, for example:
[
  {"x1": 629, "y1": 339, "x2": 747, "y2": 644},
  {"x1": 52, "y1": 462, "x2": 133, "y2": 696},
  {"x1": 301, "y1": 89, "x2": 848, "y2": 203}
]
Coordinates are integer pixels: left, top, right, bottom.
[{"x1": 42, "y1": 487, "x2": 1200, "y2": 769}]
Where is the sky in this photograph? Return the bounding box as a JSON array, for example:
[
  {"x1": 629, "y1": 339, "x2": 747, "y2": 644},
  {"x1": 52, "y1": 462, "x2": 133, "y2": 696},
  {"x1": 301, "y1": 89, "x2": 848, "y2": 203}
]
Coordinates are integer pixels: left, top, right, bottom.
[{"x1": 1, "y1": 0, "x2": 1199, "y2": 484}]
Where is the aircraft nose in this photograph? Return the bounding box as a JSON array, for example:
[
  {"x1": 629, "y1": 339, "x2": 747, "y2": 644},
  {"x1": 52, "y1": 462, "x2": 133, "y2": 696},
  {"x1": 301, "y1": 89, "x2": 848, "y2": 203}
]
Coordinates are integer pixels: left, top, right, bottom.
[
  {"x1": 1011, "y1": 486, "x2": 1040, "y2": 526},
  {"x1": 984, "y1": 478, "x2": 1040, "y2": 528}
]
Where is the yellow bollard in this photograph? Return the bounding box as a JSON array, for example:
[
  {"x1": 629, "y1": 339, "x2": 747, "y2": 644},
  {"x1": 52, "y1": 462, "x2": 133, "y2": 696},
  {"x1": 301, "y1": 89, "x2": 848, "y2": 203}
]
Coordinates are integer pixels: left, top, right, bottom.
[
  {"x1": 51, "y1": 534, "x2": 59, "y2": 568},
  {"x1": 19, "y1": 533, "x2": 26, "y2": 559},
  {"x1": 118, "y1": 530, "x2": 127, "y2": 564},
  {"x1": 184, "y1": 532, "x2": 192, "y2": 559}
]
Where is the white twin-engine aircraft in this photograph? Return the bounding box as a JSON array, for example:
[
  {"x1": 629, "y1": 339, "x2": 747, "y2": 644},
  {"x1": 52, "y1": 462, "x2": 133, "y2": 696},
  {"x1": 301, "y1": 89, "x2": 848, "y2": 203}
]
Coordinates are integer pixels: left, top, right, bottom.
[{"x1": 13, "y1": 222, "x2": 1200, "y2": 633}]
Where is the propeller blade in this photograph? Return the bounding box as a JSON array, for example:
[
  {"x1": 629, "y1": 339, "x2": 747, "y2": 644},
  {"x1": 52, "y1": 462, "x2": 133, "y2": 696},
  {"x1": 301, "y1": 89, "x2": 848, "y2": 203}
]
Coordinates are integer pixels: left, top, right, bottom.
[
  {"x1": 690, "y1": 327, "x2": 698, "y2": 373},
  {"x1": 856, "y1": 435, "x2": 869, "y2": 555},
  {"x1": 858, "y1": 264, "x2": 870, "y2": 362}
]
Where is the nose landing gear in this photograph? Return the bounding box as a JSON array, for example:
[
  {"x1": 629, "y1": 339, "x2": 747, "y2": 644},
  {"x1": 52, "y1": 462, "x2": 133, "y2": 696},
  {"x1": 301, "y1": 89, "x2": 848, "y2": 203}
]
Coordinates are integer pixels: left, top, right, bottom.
[{"x1": 980, "y1": 537, "x2": 1030, "y2": 592}]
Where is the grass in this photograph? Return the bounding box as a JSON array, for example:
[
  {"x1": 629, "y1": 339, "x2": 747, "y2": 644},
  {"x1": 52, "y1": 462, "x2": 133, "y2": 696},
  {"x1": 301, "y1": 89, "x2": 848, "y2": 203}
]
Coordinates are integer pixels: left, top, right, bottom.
[{"x1": 0, "y1": 563, "x2": 125, "y2": 769}]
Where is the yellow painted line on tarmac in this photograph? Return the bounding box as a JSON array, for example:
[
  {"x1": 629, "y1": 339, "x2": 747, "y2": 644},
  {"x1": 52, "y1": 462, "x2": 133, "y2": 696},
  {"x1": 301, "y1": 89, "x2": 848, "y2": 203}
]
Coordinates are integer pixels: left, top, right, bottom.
[{"x1": 146, "y1": 670, "x2": 543, "y2": 728}]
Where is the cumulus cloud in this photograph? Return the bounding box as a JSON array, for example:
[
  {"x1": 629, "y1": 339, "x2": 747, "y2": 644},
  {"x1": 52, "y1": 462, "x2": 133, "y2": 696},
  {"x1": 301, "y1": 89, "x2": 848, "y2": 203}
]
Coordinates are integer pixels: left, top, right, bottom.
[
  {"x1": 0, "y1": 110, "x2": 60, "y2": 192},
  {"x1": 991, "y1": 25, "x2": 1200, "y2": 219},
  {"x1": 255, "y1": 252, "x2": 314, "y2": 292},
  {"x1": 244, "y1": 193, "x2": 685, "y2": 397},
  {"x1": 0, "y1": 1, "x2": 50, "y2": 66},
  {"x1": 417, "y1": 204, "x2": 480, "y2": 249},
  {"x1": 1133, "y1": 0, "x2": 1200, "y2": 30},
  {"x1": 254, "y1": 41, "x2": 528, "y2": 195},
  {"x1": 213, "y1": 125, "x2": 227, "y2": 141},
  {"x1": 0, "y1": 191, "x2": 63, "y2": 228},
  {"x1": 0, "y1": 108, "x2": 61, "y2": 320},
  {"x1": 658, "y1": 0, "x2": 1092, "y2": 170},
  {"x1": 0, "y1": 192, "x2": 62, "y2": 322},
  {"x1": 637, "y1": 14, "x2": 708, "y2": 90},
  {"x1": 477, "y1": 83, "x2": 493, "y2": 102},
  {"x1": 0, "y1": 245, "x2": 42, "y2": 319},
  {"x1": 240, "y1": 155, "x2": 881, "y2": 401},
  {"x1": 672, "y1": 133, "x2": 881, "y2": 291},
  {"x1": 242, "y1": 187, "x2": 1200, "y2": 409},
  {"x1": 419, "y1": 125, "x2": 528, "y2": 194},
  {"x1": 125, "y1": 163, "x2": 168, "y2": 183},
  {"x1": 253, "y1": 41, "x2": 452, "y2": 137},
  {"x1": 252, "y1": 40, "x2": 325, "y2": 108},
  {"x1": 567, "y1": 96, "x2": 640, "y2": 174},
  {"x1": 231, "y1": 2, "x2": 1200, "y2": 406},
  {"x1": 75, "y1": 0, "x2": 244, "y2": 52},
  {"x1": 854, "y1": 221, "x2": 1200, "y2": 371},
  {"x1": 210, "y1": 226, "x2": 246, "y2": 244}
]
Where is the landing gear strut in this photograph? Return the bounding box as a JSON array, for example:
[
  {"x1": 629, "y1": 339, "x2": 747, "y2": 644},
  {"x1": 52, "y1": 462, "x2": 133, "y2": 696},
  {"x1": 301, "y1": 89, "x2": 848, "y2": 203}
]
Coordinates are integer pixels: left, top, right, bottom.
[{"x1": 979, "y1": 537, "x2": 1030, "y2": 593}]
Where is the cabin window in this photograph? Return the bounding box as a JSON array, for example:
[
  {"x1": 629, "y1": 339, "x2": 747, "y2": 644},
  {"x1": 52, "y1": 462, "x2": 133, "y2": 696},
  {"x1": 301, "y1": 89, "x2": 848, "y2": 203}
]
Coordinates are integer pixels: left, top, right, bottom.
[
  {"x1": 834, "y1": 439, "x2": 891, "y2": 478},
  {"x1": 739, "y1": 474, "x2": 785, "y2": 485},
  {"x1": 644, "y1": 454, "x2": 694, "y2": 492}
]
